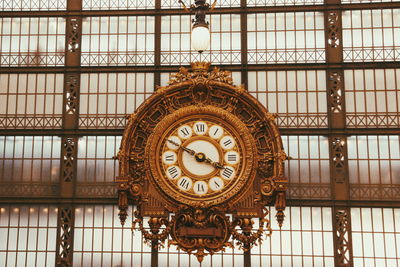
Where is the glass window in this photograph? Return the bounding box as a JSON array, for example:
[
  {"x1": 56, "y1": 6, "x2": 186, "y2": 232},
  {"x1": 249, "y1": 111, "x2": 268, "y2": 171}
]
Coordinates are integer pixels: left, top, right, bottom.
[
  {"x1": 248, "y1": 70, "x2": 327, "y2": 128},
  {"x1": 0, "y1": 136, "x2": 61, "y2": 184},
  {"x1": 342, "y1": 9, "x2": 400, "y2": 62},
  {"x1": 0, "y1": 205, "x2": 57, "y2": 267},
  {"x1": 81, "y1": 16, "x2": 155, "y2": 66},
  {"x1": 247, "y1": 12, "x2": 325, "y2": 64},
  {"x1": 79, "y1": 73, "x2": 154, "y2": 128},
  {"x1": 0, "y1": 17, "x2": 65, "y2": 66}
]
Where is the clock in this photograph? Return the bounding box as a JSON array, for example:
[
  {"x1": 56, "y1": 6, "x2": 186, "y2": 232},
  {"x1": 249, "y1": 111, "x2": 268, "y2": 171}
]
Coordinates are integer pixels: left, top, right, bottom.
[
  {"x1": 116, "y1": 62, "x2": 287, "y2": 261},
  {"x1": 146, "y1": 105, "x2": 257, "y2": 207}
]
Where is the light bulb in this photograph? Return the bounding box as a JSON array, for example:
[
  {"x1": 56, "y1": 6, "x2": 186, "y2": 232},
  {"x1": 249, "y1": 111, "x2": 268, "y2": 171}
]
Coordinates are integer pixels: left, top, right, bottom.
[{"x1": 191, "y1": 26, "x2": 210, "y2": 53}]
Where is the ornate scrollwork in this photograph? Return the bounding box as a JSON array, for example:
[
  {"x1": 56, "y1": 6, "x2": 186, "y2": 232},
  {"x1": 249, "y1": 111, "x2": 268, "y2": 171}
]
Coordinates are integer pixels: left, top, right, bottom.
[
  {"x1": 231, "y1": 212, "x2": 272, "y2": 251},
  {"x1": 169, "y1": 207, "x2": 232, "y2": 262},
  {"x1": 118, "y1": 190, "x2": 129, "y2": 225},
  {"x1": 133, "y1": 213, "x2": 171, "y2": 249},
  {"x1": 274, "y1": 191, "x2": 286, "y2": 227},
  {"x1": 167, "y1": 62, "x2": 233, "y2": 87}
]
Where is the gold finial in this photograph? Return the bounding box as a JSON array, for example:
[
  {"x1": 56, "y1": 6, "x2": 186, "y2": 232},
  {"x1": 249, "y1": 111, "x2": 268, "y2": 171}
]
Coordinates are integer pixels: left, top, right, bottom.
[{"x1": 191, "y1": 61, "x2": 211, "y2": 72}]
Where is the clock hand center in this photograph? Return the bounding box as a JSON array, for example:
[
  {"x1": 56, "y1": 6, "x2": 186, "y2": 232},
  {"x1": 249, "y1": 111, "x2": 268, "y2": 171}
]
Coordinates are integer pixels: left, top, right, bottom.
[{"x1": 194, "y1": 152, "x2": 206, "y2": 162}]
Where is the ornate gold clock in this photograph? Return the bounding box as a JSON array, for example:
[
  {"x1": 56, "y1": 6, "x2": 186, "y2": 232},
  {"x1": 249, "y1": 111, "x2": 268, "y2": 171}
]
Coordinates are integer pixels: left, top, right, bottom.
[{"x1": 116, "y1": 62, "x2": 287, "y2": 262}]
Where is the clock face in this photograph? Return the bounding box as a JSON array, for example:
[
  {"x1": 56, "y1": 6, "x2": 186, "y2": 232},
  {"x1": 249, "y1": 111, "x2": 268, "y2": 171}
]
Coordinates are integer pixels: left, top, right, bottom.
[
  {"x1": 146, "y1": 106, "x2": 256, "y2": 207},
  {"x1": 161, "y1": 119, "x2": 241, "y2": 197}
]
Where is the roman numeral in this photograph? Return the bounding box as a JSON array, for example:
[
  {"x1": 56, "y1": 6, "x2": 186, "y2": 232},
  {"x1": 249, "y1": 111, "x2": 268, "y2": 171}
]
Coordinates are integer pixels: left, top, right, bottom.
[
  {"x1": 179, "y1": 179, "x2": 189, "y2": 189},
  {"x1": 227, "y1": 154, "x2": 237, "y2": 162},
  {"x1": 165, "y1": 154, "x2": 174, "y2": 161},
  {"x1": 197, "y1": 183, "x2": 205, "y2": 192},
  {"x1": 168, "y1": 167, "x2": 178, "y2": 178},
  {"x1": 213, "y1": 181, "x2": 221, "y2": 188},
  {"x1": 196, "y1": 124, "x2": 205, "y2": 132},
  {"x1": 223, "y1": 139, "x2": 232, "y2": 147},
  {"x1": 180, "y1": 127, "x2": 190, "y2": 136},
  {"x1": 222, "y1": 168, "x2": 234, "y2": 179},
  {"x1": 213, "y1": 128, "x2": 219, "y2": 136}
]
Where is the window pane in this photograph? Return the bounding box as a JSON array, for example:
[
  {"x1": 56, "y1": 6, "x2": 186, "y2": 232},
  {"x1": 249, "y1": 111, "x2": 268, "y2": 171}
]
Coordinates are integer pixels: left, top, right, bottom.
[
  {"x1": 351, "y1": 208, "x2": 400, "y2": 264},
  {"x1": 0, "y1": 0, "x2": 66, "y2": 11},
  {"x1": 0, "y1": 136, "x2": 61, "y2": 192},
  {"x1": 248, "y1": 70, "x2": 327, "y2": 128},
  {"x1": 348, "y1": 136, "x2": 400, "y2": 200},
  {"x1": 0, "y1": 74, "x2": 63, "y2": 129},
  {"x1": 77, "y1": 136, "x2": 121, "y2": 193},
  {"x1": 0, "y1": 18, "x2": 65, "y2": 66},
  {"x1": 345, "y1": 69, "x2": 400, "y2": 128},
  {"x1": 247, "y1": 12, "x2": 325, "y2": 64},
  {"x1": 282, "y1": 136, "x2": 331, "y2": 199},
  {"x1": 82, "y1": 0, "x2": 155, "y2": 9},
  {"x1": 81, "y1": 17, "x2": 155, "y2": 66},
  {"x1": 343, "y1": 9, "x2": 400, "y2": 62},
  {"x1": 79, "y1": 73, "x2": 154, "y2": 128},
  {"x1": 0, "y1": 205, "x2": 57, "y2": 267}
]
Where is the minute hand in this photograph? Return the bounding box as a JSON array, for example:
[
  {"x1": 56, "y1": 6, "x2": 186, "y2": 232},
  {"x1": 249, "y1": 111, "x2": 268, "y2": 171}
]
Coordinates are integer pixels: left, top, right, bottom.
[{"x1": 167, "y1": 139, "x2": 195, "y2": 155}]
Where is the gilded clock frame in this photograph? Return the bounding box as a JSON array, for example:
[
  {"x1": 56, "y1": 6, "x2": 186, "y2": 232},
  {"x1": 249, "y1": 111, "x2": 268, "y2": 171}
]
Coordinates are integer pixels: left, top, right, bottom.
[
  {"x1": 146, "y1": 105, "x2": 257, "y2": 208},
  {"x1": 116, "y1": 62, "x2": 287, "y2": 262}
]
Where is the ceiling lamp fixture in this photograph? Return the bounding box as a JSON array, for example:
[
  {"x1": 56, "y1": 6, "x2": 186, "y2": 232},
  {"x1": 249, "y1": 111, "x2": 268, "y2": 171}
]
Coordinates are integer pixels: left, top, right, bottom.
[{"x1": 179, "y1": 0, "x2": 216, "y2": 53}]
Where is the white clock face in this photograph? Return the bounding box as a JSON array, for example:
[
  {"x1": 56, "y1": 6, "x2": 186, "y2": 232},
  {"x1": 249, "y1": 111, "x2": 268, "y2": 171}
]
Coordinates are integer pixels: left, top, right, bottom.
[
  {"x1": 161, "y1": 119, "x2": 241, "y2": 198},
  {"x1": 181, "y1": 139, "x2": 219, "y2": 176}
]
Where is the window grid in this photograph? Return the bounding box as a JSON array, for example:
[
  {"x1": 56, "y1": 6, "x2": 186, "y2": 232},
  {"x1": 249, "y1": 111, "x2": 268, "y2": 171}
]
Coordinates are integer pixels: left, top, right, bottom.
[
  {"x1": 247, "y1": 0, "x2": 324, "y2": 6},
  {"x1": 0, "y1": 73, "x2": 64, "y2": 129},
  {"x1": 345, "y1": 69, "x2": 400, "y2": 128},
  {"x1": 161, "y1": 0, "x2": 240, "y2": 8},
  {"x1": 77, "y1": 136, "x2": 121, "y2": 184},
  {"x1": 342, "y1": 9, "x2": 400, "y2": 62},
  {"x1": 73, "y1": 205, "x2": 152, "y2": 266},
  {"x1": 351, "y1": 208, "x2": 400, "y2": 266},
  {"x1": 247, "y1": 12, "x2": 326, "y2": 64},
  {"x1": 79, "y1": 72, "x2": 154, "y2": 128},
  {"x1": 81, "y1": 16, "x2": 155, "y2": 66},
  {"x1": 0, "y1": 136, "x2": 61, "y2": 183},
  {"x1": 0, "y1": 17, "x2": 65, "y2": 66},
  {"x1": 0, "y1": 0, "x2": 66, "y2": 11},
  {"x1": 0, "y1": 205, "x2": 58, "y2": 267},
  {"x1": 342, "y1": 0, "x2": 400, "y2": 3},
  {"x1": 248, "y1": 70, "x2": 328, "y2": 128},
  {"x1": 253, "y1": 207, "x2": 334, "y2": 267},
  {"x1": 282, "y1": 136, "x2": 331, "y2": 199},
  {"x1": 347, "y1": 135, "x2": 400, "y2": 185},
  {"x1": 82, "y1": 0, "x2": 156, "y2": 9}
]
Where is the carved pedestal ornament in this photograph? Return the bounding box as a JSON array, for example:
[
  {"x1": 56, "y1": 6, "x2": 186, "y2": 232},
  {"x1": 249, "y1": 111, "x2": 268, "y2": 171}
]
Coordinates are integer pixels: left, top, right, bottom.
[{"x1": 116, "y1": 62, "x2": 287, "y2": 262}]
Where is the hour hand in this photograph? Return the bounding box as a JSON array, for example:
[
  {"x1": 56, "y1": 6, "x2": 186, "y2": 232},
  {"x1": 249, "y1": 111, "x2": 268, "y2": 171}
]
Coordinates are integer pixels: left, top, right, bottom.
[
  {"x1": 167, "y1": 139, "x2": 195, "y2": 155},
  {"x1": 204, "y1": 157, "x2": 225, "y2": 169}
]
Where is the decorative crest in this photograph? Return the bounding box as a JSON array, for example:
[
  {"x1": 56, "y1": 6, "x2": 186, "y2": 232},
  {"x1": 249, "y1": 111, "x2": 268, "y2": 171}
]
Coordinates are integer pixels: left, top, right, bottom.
[
  {"x1": 167, "y1": 62, "x2": 233, "y2": 86},
  {"x1": 191, "y1": 61, "x2": 211, "y2": 72}
]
